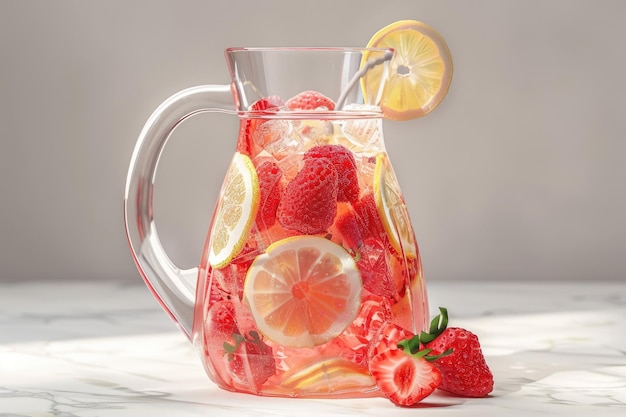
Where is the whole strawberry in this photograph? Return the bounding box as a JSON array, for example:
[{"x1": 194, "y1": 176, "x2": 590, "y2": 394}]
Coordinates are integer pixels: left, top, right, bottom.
[
  {"x1": 277, "y1": 158, "x2": 338, "y2": 234},
  {"x1": 204, "y1": 300, "x2": 239, "y2": 386},
  {"x1": 285, "y1": 90, "x2": 335, "y2": 111},
  {"x1": 422, "y1": 308, "x2": 494, "y2": 397},
  {"x1": 304, "y1": 145, "x2": 359, "y2": 203},
  {"x1": 225, "y1": 330, "x2": 276, "y2": 390},
  {"x1": 205, "y1": 300, "x2": 238, "y2": 343}
]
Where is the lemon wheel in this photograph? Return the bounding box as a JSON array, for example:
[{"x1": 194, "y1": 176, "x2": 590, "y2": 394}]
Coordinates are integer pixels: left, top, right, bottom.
[
  {"x1": 244, "y1": 236, "x2": 362, "y2": 348},
  {"x1": 208, "y1": 152, "x2": 259, "y2": 268},
  {"x1": 373, "y1": 153, "x2": 417, "y2": 258},
  {"x1": 363, "y1": 20, "x2": 453, "y2": 120},
  {"x1": 280, "y1": 358, "x2": 375, "y2": 394}
]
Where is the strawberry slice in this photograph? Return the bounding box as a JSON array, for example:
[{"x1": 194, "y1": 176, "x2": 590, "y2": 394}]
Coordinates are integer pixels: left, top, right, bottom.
[
  {"x1": 368, "y1": 321, "x2": 441, "y2": 406},
  {"x1": 369, "y1": 348, "x2": 441, "y2": 406}
]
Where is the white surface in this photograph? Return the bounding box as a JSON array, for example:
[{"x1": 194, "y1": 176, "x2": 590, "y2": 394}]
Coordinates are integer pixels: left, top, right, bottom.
[
  {"x1": 1, "y1": 0, "x2": 625, "y2": 284},
  {"x1": 1, "y1": 280, "x2": 625, "y2": 416}
]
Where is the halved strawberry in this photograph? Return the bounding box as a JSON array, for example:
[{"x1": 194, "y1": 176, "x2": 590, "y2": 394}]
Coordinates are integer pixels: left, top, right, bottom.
[{"x1": 369, "y1": 348, "x2": 441, "y2": 406}]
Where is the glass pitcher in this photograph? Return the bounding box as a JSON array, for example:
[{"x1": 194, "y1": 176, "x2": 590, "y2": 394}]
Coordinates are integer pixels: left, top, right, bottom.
[{"x1": 124, "y1": 47, "x2": 429, "y2": 398}]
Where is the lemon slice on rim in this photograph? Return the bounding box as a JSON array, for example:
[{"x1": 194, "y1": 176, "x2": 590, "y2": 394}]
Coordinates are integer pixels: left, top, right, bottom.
[
  {"x1": 244, "y1": 236, "x2": 362, "y2": 348},
  {"x1": 208, "y1": 152, "x2": 259, "y2": 268},
  {"x1": 364, "y1": 19, "x2": 453, "y2": 120},
  {"x1": 373, "y1": 153, "x2": 417, "y2": 258}
]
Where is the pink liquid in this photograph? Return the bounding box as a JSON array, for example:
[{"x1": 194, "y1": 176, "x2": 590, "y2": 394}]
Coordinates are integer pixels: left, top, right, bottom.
[{"x1": 193, "y1": 116, "x2": 428, "y2": 398}]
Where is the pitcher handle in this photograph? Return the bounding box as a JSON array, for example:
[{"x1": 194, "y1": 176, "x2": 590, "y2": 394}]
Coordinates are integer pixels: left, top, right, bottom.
[{"x1": 124, "y1": 85, "x2": 234, "y2": 340}]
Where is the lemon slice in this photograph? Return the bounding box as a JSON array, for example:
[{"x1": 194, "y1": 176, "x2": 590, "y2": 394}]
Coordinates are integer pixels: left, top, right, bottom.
[
  {"x1": 280, "y1": 358, "x2": 375, "y2": 394},
  {"x1": 373, "y1": 153, "x2": 417, "y2": 258},
  {"x1": 244, "y1": 236, "x2": 362, "y2": 348},
  {"x1": 208, "y1": 152, "x2": 259, "y2": 268},
  {"x1": 364, "y1": 20, "x2": 453, "y2": 120}
]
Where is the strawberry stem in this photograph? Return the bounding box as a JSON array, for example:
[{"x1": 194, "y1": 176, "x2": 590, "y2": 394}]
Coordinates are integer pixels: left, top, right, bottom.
[
  {"x1": 224, "y1": 331, "x2": 263, "y2": 361},
  {"x1": 399, "y1": 334, "x2": 422, "y2": 354},
  {"x1": 397, "y1": 307, "x2": 453, "y2": 361},
  {"x1": 224, "y1": 333, "x2": 245, "y2": 358}
]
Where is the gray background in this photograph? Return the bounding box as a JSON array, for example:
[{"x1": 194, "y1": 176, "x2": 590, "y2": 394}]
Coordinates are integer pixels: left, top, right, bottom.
[{"x1": 1, "y1": 0, "x2": 624, "y2": 283}]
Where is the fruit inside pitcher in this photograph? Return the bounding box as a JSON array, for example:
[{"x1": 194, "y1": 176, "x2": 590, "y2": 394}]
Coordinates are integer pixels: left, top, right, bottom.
[{"x1": 193, "y1": 91, "x2": 429, "y2": 398}]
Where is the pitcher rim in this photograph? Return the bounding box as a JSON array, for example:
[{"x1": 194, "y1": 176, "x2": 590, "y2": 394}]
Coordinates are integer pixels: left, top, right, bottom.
[
  {"x1": 225, "y1": 46, "x2": 394, "y2": 54},
  {"x1": 225, "y1": 46, "x2": 395, "y2": 118}
]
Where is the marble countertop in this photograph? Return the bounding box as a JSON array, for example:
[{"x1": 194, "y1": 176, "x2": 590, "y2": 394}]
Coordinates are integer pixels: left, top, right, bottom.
[{"x1": 1, "y1": 280, "x2": 625, "y2": 416}]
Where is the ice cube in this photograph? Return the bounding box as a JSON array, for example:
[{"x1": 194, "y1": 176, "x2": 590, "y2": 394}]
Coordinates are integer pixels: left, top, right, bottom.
[
  {"x1": 275, "y1": 152, "x2": 303, "y2": 181},
  {"x1": 341, "y1": 105, "x2": 384, "y2": 153},
  {"x1": 252, "y1": 119, "x2": 292, "y2": 152}
]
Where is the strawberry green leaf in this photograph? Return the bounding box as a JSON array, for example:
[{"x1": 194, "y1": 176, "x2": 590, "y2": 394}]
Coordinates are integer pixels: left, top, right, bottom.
[
  {"x1": 423, "y1": 348, "x2": 453, "y2": 362},
  {"x1": 428, "y1": 307, "x2": 448, "y2": 336},
  {"x1": 398, "y1": 334, "x2": 421, "y2": 354},
  {"x1": 223, "y1": 342, "x2": 236, "y2": 354}
]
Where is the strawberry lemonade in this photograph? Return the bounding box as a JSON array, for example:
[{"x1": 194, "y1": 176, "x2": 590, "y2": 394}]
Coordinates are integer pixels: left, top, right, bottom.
[
  {"x1": 125, "y1": 16, "x2": 494, "y2": 406},
  {"x1": 190, "y1": 21, "x2": 454, "y2": 400}
]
